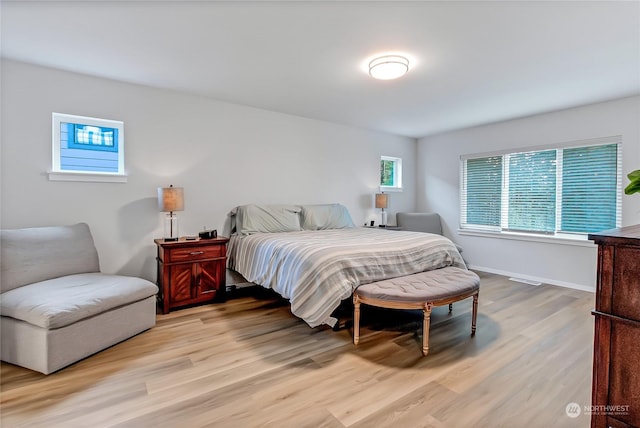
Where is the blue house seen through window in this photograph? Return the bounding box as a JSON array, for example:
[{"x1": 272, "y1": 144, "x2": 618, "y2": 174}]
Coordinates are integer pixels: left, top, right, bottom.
[{"x1": 58, "y1": 120, "x2": 120, "y2": 173}]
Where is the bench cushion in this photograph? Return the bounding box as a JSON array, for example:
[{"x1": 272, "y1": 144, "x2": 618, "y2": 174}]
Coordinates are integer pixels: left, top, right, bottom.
[
  {"x1": 356, "y1": 267, "x2": 479, "y2": 302},
  {"x1": 0, "y1": 273, "x2": 158, "y2": 329}
]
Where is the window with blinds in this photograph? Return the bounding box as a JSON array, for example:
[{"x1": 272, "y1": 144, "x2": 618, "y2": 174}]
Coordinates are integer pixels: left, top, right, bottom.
[
  {"x1": 460, "y1": 138, "x2": 621, "y2": 236},
  {"x1": 463, "y1": 156, "x2": 502, "y2": 228}
]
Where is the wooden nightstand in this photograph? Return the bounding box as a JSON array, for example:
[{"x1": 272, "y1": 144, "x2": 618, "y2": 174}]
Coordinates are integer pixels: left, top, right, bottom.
[{"x1": 155, "y1": 236, "x2": 229, "y2": 314}]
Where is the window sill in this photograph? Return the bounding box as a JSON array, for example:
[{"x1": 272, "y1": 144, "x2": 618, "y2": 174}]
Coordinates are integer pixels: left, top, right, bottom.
[
  {"x1": 379, "y1": 186, "x2": 403, "y2": 193},
  {"x1": 457, "y1": 228, "x2": 596, "y2": 248},
  {"x1": 48, "y1": 171, "x2": 128, "y2": 183}
]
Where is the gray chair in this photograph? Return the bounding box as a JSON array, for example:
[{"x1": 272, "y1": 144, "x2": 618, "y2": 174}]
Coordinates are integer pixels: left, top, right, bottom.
[
  {"x1": 396, "y1": 212, "x2": 443, "y2": 235},
  {"x1": 1, "y1": 223, "x2": 158, "y2": 374},
  {"x1": 396, "y1": 212, "x2": 463, "y2": 253}
]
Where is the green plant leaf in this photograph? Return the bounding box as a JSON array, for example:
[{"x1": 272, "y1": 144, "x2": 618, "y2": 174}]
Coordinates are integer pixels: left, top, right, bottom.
[{"x1": 625, "y1": 169, "x2": 640, "y2": 195}]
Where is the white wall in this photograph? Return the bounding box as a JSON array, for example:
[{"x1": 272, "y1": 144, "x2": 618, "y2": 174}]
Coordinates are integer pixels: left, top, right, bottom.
[
  {"x1": 417, "y1": 96, "x2": 640, "y2": 290},
  {"x1": 0, "y1": 60, "x2": 417, "y2": 282}
]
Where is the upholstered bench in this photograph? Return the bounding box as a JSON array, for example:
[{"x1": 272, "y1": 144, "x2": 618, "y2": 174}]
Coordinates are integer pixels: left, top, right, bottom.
[{"x1": 353, "y1": 267, "x2": 480, "y2": 355}]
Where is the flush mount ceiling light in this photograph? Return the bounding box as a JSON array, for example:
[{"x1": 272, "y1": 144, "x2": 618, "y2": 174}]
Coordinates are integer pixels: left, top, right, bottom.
[{"x1": 368, "y1": 55, "x2": 410, "y2": 80}]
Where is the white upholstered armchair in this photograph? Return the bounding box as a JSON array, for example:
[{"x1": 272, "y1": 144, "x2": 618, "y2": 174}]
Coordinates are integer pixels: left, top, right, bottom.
[{"x1": 1, "y1": 223, "x2": 158, "y2": 374}]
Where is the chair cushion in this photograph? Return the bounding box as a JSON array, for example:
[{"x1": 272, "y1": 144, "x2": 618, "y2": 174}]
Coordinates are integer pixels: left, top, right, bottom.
[
  {"x1": 1, "y1": 223, "x2": 100, "y2": 293},
  {"x1": 356, "y1": 267, "x2": 479, "y2": 302},
  {"x1": 0, "y1": 273, "x2": 158, "y2": 329}
]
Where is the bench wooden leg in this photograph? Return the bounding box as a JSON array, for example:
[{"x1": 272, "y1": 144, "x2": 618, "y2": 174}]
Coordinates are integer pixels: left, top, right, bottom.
[
  {"x1": 422, "y1": 303, "x2": 433, "y2": 356},
  {"x1": 471, "y1": 293, "x2": 478, "y2": 335},
  {"x1": 353, "y1": 294, "x2": 361, "y2": 345}
]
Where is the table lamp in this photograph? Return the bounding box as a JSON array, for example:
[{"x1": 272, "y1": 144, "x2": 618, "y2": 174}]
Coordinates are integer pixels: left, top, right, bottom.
[
  {"x1": 158, "y1": 185, "x2": 184, "y2": 241},
  {"x1": 375, "y1": 192, "x2": 388, "y2": 227}
]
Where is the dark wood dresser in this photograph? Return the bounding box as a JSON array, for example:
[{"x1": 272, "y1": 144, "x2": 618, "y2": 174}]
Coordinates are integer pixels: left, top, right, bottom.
[{"x1": 589, "y1": 225, "x2": 640, "y2": 428}]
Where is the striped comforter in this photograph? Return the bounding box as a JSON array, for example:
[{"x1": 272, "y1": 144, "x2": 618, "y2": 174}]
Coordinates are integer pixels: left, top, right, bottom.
[{"x1": 227, "y1": 228, "x2": 466, "y2": 327}]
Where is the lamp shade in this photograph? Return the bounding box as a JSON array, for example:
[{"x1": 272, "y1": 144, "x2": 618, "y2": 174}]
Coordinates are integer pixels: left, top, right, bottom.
[
  {"x1": 158, "y1": 186, "x2": 184, "y2": 212},
  {"x1": 375, "y1": 193, "x2": 388, "y2": 209}
]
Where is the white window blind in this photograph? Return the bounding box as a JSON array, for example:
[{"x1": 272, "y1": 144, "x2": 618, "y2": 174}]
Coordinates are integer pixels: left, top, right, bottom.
[
  {"x1": 461, "y1": 156, "x2": 502, "y2": 229},
  {"x1": 560, "y1": 144, "x2": 620, "y2": 233},
  {"x1": 507, "y1": 150, "x2": 557, "y2": 233},
  {"x1": 460, "y1": 138, "x2": 621, "y2": 236}
]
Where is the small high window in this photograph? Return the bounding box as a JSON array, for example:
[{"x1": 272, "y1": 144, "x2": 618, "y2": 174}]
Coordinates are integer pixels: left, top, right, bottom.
[
  {"x1": 380, "y1": 156, "x2": 402, "y2": 191},
  {"x1": 50, "y1": 113, "x2": 126, "y2": 182}
]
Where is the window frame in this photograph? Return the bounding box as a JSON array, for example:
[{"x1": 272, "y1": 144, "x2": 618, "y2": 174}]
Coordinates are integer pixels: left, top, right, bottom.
[
  {"x1": 459, "y1": 136, "x2": 622, "y2": 241},
  {"x1": 380, "y1": 155, "x2": 403, "y2": 192},
  {"x1": 50, "y1": 113, "x2": 127, "y2": 183}
]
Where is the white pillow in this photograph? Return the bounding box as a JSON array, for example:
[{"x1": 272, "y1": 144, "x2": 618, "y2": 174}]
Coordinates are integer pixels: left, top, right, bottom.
[
  {"x1": 300, "y1": 204, "x2": 355, "y2": 230},
  {"x1": 233, "y1": 204, "x2": 302, "y2": 235}
]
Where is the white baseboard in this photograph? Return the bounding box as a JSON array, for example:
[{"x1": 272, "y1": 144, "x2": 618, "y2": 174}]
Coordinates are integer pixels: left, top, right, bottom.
[{"x1": 468, "y1": 264, "x2": 595, "y2": 293}]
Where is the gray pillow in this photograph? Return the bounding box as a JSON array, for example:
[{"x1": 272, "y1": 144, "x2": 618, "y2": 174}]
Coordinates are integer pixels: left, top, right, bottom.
[
  {"x1": 300, "y1": 204, "x2": 355, "y2": 230},
  {"x1": 233, "y1": 204, "x2": 302, "y2": 235}
]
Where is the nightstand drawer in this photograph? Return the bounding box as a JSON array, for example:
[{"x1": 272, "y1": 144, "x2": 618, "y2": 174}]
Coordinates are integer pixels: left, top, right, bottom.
[{"x1": 166, "y1": 245, "x2": 225, "y2": 262}]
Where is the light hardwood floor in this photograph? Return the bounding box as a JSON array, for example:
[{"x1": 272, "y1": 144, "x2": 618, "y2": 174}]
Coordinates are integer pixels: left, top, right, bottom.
[{"x1": 1, "y1": 272, "x2": 594, "y2": 428}]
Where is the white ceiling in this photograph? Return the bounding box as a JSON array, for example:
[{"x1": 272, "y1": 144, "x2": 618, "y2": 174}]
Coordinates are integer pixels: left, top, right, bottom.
[{"x1": 2, "y1": 1, "x2": 639, "y2": 139}]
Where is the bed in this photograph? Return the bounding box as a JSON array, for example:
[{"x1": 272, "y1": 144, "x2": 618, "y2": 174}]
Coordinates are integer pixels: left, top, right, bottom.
[{"x1": 227, "y1": 203, "x2": 466, "y2": 327}]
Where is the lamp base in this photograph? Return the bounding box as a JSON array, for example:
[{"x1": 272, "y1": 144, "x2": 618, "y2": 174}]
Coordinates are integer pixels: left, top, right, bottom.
[
  {"x1": 163, "y1": 212, "x2": 179, "y2": 241},
  {"x1": 380, "y1": 210, "x2": 388, "y2": 227}
]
